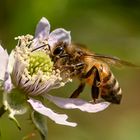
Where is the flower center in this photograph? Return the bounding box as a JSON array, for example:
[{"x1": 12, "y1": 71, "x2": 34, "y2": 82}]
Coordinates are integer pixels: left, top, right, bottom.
[{"x1": 28, "y1": 51, "x2": 53, "y2": 76}]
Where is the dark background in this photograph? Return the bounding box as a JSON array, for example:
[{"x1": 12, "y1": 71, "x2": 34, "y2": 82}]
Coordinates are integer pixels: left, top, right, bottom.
[{"x1": 0, "y1": 0, "x2": 140, "y2": 140}]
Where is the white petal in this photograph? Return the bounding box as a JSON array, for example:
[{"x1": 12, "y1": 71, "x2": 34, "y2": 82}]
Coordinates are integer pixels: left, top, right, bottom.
[
  {"x1": 35, "y1": 17, "x2": 50, "y2": 40},
  {"x1": 0, "y1": 44, "x2": 9, "y2": 80},
  {"x1": 4, "y1": 72, "x2": 13, "y2": 92},
  {"x1": 7, "y1": 50, "x2": 15, "y2": 74},
  {"x1": 3, "y1": 50, "x2": 15, "y2": 92},
  {"x1": 46, "y1": 95, "x2": 110, "y2": 113},
  {"x1": 48, "y1": 28, "x2": 71, "y2": 47},
  {"x1": 27, "y1": 98, "x2": 77, "y2": 127}
]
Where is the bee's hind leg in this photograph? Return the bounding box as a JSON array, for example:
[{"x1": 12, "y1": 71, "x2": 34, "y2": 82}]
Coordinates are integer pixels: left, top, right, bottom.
[{"x1": 90, "y1": 66, "x2": 101, "y2": 103}]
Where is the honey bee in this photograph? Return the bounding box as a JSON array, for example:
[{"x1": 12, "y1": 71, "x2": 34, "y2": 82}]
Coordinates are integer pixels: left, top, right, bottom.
[{"x1": 49, "y1": 42, "x2": 138, "y2": 104}]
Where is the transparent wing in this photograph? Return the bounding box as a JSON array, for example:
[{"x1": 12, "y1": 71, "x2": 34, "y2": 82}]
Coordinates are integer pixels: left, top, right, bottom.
[
  {"x1": 88, "y1": 53, "x2": 139, "y2": 68},
  {"x1": 71, "y1": 43, "x2": 139, "y2": 68}
]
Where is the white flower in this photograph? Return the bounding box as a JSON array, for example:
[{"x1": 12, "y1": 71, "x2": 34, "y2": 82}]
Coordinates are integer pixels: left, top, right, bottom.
[{"x1": 0, "y1": 17, "x2": 110, "y2": 131}]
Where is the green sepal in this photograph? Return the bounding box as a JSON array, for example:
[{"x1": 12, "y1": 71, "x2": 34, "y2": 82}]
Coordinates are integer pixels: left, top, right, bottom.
[
  {"x1": 3, "y1": 88, "x2": 28, "y2": 130},
  {"x1": 0, "y1": 80, "x2": 4, "y2": 90},
  {"x1": 31, "y1": 111, "x2": 48, "y2": 140}
]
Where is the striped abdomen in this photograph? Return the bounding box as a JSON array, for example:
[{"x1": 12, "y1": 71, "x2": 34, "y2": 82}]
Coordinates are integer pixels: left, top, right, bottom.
[{"x1": 101, "y1": 71, "x2": 122, "y2": 104}]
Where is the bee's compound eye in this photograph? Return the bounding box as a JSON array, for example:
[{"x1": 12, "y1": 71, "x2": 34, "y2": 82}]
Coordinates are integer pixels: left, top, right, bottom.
[{"x1": 53, "y1": 46, "x2": 64, "y2": 55}]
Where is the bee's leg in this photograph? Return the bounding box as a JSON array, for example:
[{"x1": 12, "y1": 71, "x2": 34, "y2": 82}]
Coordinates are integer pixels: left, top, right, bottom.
[
  {"x1": 70, "y1": 82, "x2": 85, "y2": 98},
  {"x1": 88, "y1": 66, "x2": 101, "y2": 102},
  {"x1": 82, "y1": 65, "x2": 101, "y2": 102},
  {"x1": 82, "y1": 66, "x2": 96, "y2": 78},
  {"x1": 69, "y1": 62, "x2": 85, "y2": 98}
]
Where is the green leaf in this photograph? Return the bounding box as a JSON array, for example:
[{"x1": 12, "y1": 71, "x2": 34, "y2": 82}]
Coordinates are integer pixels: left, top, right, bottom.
[{"x1": 31, "y1": 111, "x2": 48, "y2": 140}]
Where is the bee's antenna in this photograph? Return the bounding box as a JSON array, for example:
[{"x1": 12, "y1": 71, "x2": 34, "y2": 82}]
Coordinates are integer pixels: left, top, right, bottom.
[{"x1": 31, "y1": 44, "x2": 50, "y2": 52}]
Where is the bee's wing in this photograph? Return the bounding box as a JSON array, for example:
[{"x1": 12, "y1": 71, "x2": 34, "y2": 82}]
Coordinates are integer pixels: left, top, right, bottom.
[
  {"x1": 87, "y1": 54, "x2": 139, "y2": 68},
  {"x1": 71, "y1": 43, "x2": 139, "y2": 68}
]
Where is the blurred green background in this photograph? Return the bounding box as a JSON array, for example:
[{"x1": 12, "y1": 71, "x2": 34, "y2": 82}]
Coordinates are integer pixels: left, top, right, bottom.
[{"x1": 0, "y1": 0, "x2": 140, "y2": 140}]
